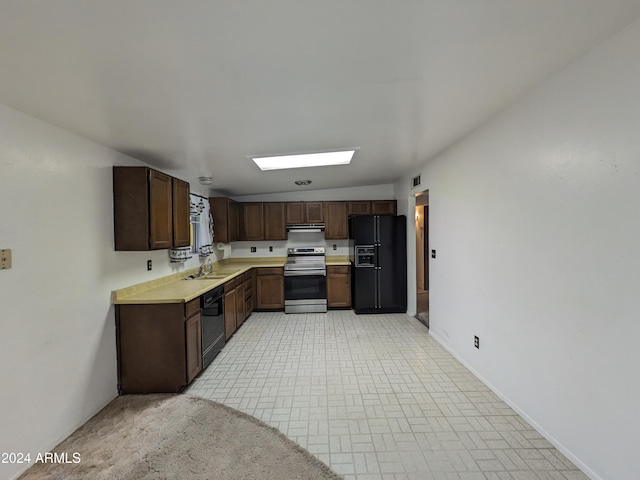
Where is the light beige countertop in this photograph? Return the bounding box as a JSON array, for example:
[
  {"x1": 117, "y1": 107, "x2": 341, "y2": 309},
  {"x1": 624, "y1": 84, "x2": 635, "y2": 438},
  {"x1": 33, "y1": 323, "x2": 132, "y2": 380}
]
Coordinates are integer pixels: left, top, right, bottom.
[
  {"x1": 112, "y1": 258, "x2": 286, "y2": 305},
  {"x1": 326, "y1": 256, "x2": 350, "y2": 266},
  {"x1": 112, "y1": 256, "x2": 350, "y2": 305}
]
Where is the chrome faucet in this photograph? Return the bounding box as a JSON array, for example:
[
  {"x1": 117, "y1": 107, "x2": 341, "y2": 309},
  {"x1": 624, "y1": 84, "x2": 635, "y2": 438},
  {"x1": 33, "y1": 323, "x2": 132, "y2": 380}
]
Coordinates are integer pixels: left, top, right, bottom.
[{"x1": 197, "y1": 257, "x2": 213, "y2": 277}]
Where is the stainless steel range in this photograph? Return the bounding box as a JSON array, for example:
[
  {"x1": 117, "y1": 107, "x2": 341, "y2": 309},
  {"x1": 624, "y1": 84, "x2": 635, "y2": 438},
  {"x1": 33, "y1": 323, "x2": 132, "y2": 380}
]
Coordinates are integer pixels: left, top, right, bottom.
[{"x1": 284, "y1": 247, "x2": 327, "y2": 313}]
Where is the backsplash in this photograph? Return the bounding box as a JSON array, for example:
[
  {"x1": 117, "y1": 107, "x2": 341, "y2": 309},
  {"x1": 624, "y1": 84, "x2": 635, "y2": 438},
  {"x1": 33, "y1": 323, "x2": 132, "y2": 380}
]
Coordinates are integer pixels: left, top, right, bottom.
[{"x1": 227, "y1": 232, "x2": 349, "y2": 258}]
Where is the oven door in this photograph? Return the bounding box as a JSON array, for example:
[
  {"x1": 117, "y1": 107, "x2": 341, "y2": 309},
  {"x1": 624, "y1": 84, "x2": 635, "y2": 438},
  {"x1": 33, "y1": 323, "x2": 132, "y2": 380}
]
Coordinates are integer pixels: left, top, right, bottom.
[{"x1": 284, "y1": 274, "x2": 327, "y2": 301}]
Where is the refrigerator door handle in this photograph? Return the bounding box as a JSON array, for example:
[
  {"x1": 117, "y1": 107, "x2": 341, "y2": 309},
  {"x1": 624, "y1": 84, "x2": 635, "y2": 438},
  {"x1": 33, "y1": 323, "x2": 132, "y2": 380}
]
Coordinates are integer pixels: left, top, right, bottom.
[
  {"x1": 372, "y1": 266, "x2": 377, "y2": 308},
  {"x1": 376, "y1": 266, "x2": 381, "y2": 308}
]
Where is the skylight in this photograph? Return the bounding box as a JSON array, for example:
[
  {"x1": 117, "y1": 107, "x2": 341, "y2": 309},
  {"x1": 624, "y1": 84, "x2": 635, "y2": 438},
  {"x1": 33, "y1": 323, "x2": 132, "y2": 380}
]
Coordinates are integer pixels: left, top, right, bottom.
[{"x1": 251, "y1": 149, "x2": 356, "y2": 171}]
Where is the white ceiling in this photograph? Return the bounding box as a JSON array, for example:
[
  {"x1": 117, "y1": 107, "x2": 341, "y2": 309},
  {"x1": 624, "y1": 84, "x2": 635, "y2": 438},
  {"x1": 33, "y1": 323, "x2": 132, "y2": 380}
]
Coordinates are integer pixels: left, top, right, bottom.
[{"x1": 2, "y1": 1, "x2": 640, "y2": 195}]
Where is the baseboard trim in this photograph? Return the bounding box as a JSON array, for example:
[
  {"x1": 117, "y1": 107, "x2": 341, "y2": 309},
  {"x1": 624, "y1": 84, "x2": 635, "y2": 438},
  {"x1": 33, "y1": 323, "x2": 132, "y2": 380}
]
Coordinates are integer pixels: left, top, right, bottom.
[{"x1": 428, "y1": 330, "x2": 602, "y2": 480}]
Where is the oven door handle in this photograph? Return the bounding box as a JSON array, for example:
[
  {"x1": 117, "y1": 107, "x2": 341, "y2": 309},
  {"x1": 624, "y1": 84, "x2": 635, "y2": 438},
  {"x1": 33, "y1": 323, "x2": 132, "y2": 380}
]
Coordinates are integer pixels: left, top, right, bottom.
[{"x1": 284, "y1": 269, "x2": 326, "y2": 277}]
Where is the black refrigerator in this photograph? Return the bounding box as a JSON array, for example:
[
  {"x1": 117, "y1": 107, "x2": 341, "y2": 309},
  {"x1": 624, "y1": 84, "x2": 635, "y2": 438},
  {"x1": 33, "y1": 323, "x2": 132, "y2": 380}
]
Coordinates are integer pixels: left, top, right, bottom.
[{"x1": 349, "y1": 215, "x2": 407, "y2": 314}]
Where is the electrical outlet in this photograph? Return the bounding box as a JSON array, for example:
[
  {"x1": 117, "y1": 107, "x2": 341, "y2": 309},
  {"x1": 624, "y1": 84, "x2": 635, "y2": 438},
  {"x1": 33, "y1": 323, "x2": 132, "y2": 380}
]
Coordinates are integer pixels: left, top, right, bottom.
[
  {"x1": 474, "y1": 336, "x2": 479, "y2": 349},
  {"x1": 269, "y1": 246, "x2": 273, "y2": 252},
  {"x1": 333, "y1": 244, "x2": 337, "y2": 250},
  {"x1": 147, "y1": 260, "x2": 152, "y2": 271},
  {"x1": 431, "y1": 249, "x2": 436, "y2": 259},
  {"x1": 250, "y1": 247, "x2": 256, "y2": 253},
  {"x1": 1, "y1": 249, "x2": 12, "y2": 270}
]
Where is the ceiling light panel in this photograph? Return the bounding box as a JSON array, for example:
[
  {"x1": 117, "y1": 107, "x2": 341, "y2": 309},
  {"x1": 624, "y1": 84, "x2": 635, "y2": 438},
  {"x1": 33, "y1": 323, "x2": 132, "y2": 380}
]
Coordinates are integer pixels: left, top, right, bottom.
[{"x1": 252, "y1": 150, "x2": 356, "y2": 171}]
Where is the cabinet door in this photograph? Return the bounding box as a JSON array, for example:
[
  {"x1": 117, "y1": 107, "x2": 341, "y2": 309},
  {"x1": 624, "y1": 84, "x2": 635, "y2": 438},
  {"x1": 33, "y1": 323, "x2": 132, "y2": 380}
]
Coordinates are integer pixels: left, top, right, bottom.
[
  {"x1": 185, "y1": 312, "x2": 202, "y2": 383},
  {"x1": 243, "y1": 203, "x2": 264, "y2": 241},
  {"x1": 256, "y1": 274, "x2": 284, "y2": 310},
  {"x1": 244, "y1": 276, "x2": 254, "y2": 320},
  {"x1": 224, "y1": 289, "x2": 237, "y2": 340},
  {"x1": 251, "y1": 269, "x2": 257, "y2": 310},
  {"x1": 324, "y1": 201, "x2": 348, "y2": 239},
  {"x1": 348, "y1": 201, "x2": 371, "y2": 216},
  {"x1": 372, "y1": 200, "x2": 397, "y2": 215},
  {"x1": 235, "y1": 283, "x2": 245, "y2": 328},
  {"x1": 149, "y1": 170, "x2": 174, "y2": 249},
  {"x1": 305, "y1": 202, "x2": 324, "y2": 223},
  {"x1": 228, "y1": 201, "x2": 240, "y2": 241},
  {"x1": 327, "y1": 266, "x2": 351, "y2": 308},
  {"x1": 116, "y1": 303, "x2": 186, "y2": 394},
  {"x1": 172, "y1": 178, "x2": 191, "y2": 247},
  {"x1": 210, "y1": 197, "x2": 230, "y2": 243},
  {"x1": 286, "y1": 202, "x2": 305, "y2": 224},
  {"x1": 264, "y1": 202, "x2": 286, "y2": 240}
]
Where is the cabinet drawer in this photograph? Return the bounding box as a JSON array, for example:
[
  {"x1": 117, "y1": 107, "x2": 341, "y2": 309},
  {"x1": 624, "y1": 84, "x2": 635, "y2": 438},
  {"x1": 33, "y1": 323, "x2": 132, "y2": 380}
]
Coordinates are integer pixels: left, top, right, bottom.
[
  {"x1": 256, "y1": 267, "x2": 283, "y2": 276},
  {"x1": 224, "y1": 278, "x2": 237, "y2": 292},
  {"x1": 328, "y1": 265, "x2": 350, "y2": 274},
  {"x1": 184, "y1": 298, "x2": 200, "y2": 318}
]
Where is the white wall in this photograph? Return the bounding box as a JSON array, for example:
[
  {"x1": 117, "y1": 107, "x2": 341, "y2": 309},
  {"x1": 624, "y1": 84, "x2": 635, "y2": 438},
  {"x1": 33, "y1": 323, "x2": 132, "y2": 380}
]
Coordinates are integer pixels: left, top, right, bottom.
[
  {"x1": 230, "y1": 234, "x2": 349, "y2": 259},
  {"x1": 394, "y1": 19, "x2": 640, "y2": 480},
  {"x1": 0, "y1": 104, "x2": 209, "y2": 480}
]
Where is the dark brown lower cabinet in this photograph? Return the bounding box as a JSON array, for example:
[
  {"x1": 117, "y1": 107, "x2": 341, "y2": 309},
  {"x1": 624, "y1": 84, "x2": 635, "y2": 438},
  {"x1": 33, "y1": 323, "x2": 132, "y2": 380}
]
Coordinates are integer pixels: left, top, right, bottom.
[
  {"x1": 255, "y1": 267, "x2": 284, "y2": 310},
  {"x1": 224, "y1": 283, "x2": 237, "y2": 340},
  {"x1": 116, "y1": 298, "x2": 202, "y2": 394},
  {"x1": 244, "y1": 272, "x2": 254, "y2": 319},
  {"x1": 224, "y1": 270, "x2": 255, "y2": 339},
  {"x1": 185, "y1": 313, "x2": 202, "y2": 383},
  {"x1": 235, "y1": 282, "x2": 245, "y2": 329},
  {"x1": 327, "y1": 265, "x2": 351, "y2": 308}
]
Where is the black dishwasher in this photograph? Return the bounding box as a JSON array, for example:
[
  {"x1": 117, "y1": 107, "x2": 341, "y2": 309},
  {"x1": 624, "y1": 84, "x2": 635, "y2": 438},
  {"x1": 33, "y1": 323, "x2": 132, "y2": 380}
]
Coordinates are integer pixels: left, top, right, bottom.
[{"x1": 201, "y1": 286, "x2": 225, "y2": 369}]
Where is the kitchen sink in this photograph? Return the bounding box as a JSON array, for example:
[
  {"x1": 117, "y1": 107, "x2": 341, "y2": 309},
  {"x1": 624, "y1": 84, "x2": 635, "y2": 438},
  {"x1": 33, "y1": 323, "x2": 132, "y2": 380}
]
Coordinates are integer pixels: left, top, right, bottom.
[
  {"x1": 183, "y1": 273, "x2": 232, "y2": 280},
  {"x1": 183, "y1": 268, "x2": 241, "y2": 280}
]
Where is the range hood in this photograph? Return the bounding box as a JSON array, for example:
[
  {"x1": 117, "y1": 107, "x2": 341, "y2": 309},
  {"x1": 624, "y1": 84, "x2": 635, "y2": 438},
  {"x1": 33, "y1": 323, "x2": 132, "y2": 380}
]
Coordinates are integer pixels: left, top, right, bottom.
[{"x1": 286, "y1": 223, "x2": 325, "y2": 233}]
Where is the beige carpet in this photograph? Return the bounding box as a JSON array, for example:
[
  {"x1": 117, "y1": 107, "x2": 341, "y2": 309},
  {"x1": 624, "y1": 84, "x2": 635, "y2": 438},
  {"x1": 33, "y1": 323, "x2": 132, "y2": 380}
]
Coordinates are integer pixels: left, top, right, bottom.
[{"x1": 19, "y1": 394, "x2": 342, "y2": 480}]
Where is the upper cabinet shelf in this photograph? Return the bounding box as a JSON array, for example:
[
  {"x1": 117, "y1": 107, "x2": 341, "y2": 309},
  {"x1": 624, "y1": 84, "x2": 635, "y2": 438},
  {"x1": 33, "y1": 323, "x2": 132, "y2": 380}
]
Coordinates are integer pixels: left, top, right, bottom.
[{"x1": 113, "y1": 166, "x2": 190, "y2": 251}]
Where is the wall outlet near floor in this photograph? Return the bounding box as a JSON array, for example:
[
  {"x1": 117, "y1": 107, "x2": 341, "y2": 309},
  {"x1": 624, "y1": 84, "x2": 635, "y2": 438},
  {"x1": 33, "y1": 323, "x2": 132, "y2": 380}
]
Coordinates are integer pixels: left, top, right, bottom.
[
  {"x1": 474, "y1": 336, "x2": 480, "y2": 349},
  {"x1": 250, "y1": 247, "x2": 257, "y2": 253},
  {"x1": 1, "y1": 249, "x2": 12, "y2": 270},
  {"x1": 147, "y1": 259, "x2": 152, "y2": 271}
]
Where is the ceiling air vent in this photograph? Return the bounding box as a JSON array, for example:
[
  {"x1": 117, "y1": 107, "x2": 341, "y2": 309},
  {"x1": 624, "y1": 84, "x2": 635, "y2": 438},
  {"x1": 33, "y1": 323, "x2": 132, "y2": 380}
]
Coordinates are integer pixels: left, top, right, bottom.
[{"x1": 412, "y1": 175, "x2": 421, "y2": 188}]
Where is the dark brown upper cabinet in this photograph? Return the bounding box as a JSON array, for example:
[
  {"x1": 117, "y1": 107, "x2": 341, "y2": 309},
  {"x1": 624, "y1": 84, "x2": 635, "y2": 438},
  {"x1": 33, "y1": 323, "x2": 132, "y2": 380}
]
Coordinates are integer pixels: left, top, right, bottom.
[
  {"x1": 210, "y1": 197, "x2": 241, "y2": 243},
  {"x1": 348, "y1": 200, "x2": 397, "y2": 216},
  {"x1": 113, "y1": 166, "x2": 190, "y2": 251},
  {"x1": 243, "y1": 203, "x2": 265, "y2": 241},
  {"x1": 286, "y1": 201, "x2": 324, "y2": 224},
  {"x1": 348, "y1": 200, "x2": 371, "y2": 216},
  {"x1": 286, "y1": 202, "x2": 305, "y2": 224},
  {"x1": 264, "y1": 202, "x2": 286, "y2": 240},
  {"x1": 172, "y1": 178, "x2": 191, "y2": 247},
  {"x1": 324, "y1": 201, "x2": 348, "y2": 240},
  {"x1": 372, "y1": 200, "x2": 397, "y2": 215},
  {"x1": 305, "y1": 202, "x2": 324, "y2": 223}
]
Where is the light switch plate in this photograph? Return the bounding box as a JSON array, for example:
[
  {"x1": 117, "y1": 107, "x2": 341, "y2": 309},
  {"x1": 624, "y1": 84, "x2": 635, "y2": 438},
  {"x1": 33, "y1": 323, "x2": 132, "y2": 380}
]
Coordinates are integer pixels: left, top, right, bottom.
[{"x1": 1, "y1": 249, "x2": 12, "y2": 269}]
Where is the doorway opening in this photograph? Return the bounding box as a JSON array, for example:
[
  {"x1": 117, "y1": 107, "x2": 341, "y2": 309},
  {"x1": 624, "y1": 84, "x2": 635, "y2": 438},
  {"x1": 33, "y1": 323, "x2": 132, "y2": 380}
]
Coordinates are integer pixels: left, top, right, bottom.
[{"x1": 415, "y1": 191, "x2": 429, "y2": 328}]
